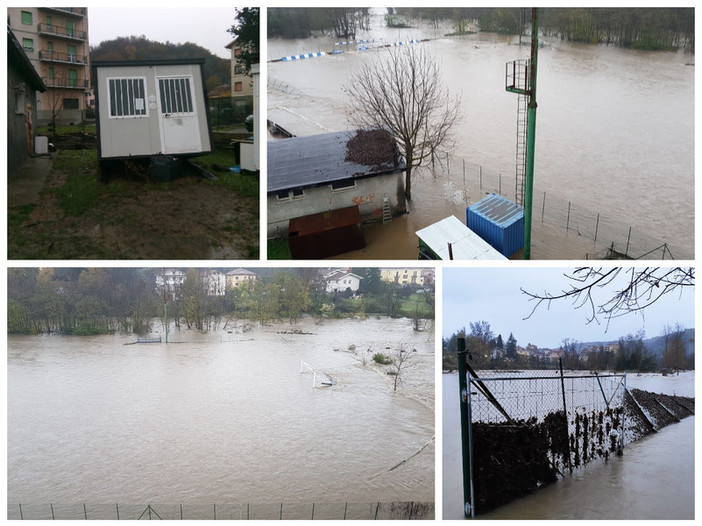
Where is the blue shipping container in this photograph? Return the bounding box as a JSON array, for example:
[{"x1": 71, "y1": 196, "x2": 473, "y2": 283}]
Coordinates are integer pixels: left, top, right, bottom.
[{"x1": 466, "y1": 193, "x2": 524, "y2": 257}]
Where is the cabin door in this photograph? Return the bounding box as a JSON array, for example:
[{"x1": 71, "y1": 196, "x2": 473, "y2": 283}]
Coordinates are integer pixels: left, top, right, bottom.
[{"x1": 156, "y1": 75, "x2": 202, "y2": 154}]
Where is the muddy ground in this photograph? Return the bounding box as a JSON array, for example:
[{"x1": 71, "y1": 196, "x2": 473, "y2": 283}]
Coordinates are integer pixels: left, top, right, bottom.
[{"x1": 8, "y1": 146, "x2": 259, "y2": 260}]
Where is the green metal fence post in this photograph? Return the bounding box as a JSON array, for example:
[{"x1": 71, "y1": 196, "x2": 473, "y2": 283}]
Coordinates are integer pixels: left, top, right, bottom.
[
  {"x1": 457, "y1": 337, "x2": 475, "y2": 518},
  {"x1": 523, "y1": 7, "x2": 539, "y2": 260}
]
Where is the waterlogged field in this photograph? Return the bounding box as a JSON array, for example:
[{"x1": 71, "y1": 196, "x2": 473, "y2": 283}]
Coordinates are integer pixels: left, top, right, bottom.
[
  {"x1": 8, "y1": 317, "x2": 434, "y2": 518},
  {"x1": 443, "y1": 370, "x2": 694, "y2": 519}
]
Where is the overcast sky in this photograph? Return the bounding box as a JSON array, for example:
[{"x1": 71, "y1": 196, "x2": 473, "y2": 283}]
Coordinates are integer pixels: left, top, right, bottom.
[
  {"x1": 442, "y1": 267, "x2": 695, "y2": 348},
  {"x1": 89, "y1": 7, "x2": 237, "y2": 59}
]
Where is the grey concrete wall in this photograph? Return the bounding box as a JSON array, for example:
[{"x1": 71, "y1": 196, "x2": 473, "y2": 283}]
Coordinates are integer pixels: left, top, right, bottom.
[
  {"x1": 267, "y1": 171, "x2": 406, "y2": 238},
  {"x1": 7, "y1": 61, "x2": 38, "y2": 175}
]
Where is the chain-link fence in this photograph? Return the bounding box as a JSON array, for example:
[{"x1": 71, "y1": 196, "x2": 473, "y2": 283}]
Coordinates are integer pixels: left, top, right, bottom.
[
  {"x1": 8, "y1": 501, "x2": 434, "y2": 520},
  {"x1": 209, "y1": 96, "x2": 253, "y2": 130},
  {"x1": 429, "y1": 151, "x2": 689, "y2": 259},
  {"x1": 460, "y1": 369, "x2": 626, "y2": 516}
]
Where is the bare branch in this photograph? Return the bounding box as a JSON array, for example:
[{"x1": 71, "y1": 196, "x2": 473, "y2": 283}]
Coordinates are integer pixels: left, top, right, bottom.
[{"x1": 521, "y1": 267, "x2": 694, "y2": 330}]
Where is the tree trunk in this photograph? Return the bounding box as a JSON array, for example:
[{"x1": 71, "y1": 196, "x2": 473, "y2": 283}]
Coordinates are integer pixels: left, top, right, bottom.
[{"x1": 404, "y1": 161, "x2": 413, "y2": 200}]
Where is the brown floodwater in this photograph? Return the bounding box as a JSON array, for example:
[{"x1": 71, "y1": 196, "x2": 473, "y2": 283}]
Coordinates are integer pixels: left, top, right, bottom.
[
  {"x1": 442, "y1": 372, "x2": 694, "y2": 519},
  {"x1": 7, "y1": 317, "x2": 434, "y2": 518},
  {"x1": 268, "y1": 10, "x2": 694, "y2": 260}
]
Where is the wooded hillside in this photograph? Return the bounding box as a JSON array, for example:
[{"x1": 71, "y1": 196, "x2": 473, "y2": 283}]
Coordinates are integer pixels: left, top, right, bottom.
[{"x1": 91, "y1": 36, "x2": 231, "y2": 89}]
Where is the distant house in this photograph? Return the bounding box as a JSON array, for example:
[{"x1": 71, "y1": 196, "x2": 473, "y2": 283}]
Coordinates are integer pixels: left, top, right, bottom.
[
  {"x1": 380, "y1": 268, "x2": 425, "y2": 286},
  {"x1": 7, "y1": 25, "x2": 46, "y2": 175},
  {"x1": 225, "y1": 268, "x2": 258, "y2": 289},
  {"x1": 202, "y1": 269, "x2": 226, "y2": 296},
  {"x1": 324, "y1": 269, "x2": 363, "y2": 293},
  {"x1": 155, "y1": 269, "x2": 187, "y2": 299},
  {"x1": 267, "y1": 129, "x2": 407, "y2": 247},
  {"x1": 225, "y1": 39, "x2": 254, "y2": 108}
]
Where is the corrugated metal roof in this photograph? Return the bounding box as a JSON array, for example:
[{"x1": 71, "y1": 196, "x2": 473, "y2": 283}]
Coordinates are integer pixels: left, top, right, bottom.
[
  {"x1": 268, "y1": 130, "x2": 405, "y2": 193},
  {"x1": 415, "y1": 216, "x2": 507, "y2": 260},
  {"x1": 468, "y1": 193, "x2": 524, "y2": 227}
]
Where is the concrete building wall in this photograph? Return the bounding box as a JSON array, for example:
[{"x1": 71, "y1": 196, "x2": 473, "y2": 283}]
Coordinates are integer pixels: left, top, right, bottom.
[
  {"x1": 7, "y1": 60, "x2": 39, "y2": 174},
  {"x1": 267, "y1": 171, "x2": 406, "y2": 238}
]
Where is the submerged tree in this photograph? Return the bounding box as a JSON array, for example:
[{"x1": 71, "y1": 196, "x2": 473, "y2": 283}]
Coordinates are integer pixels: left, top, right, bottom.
[
  {"x1": 345, "y1": 45, "x2": 462, "y2": 200},
  {"x1": 661, "y1": 323, "x2": 688, "y2": 371}
]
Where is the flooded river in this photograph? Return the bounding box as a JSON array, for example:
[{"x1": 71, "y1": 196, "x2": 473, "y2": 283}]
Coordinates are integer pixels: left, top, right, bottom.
[
  {"x1": 8, "y1": 317, "x2": 434, "y2": 518},
  {"x1": 268, "y1": 10, "x2": 694, "y2": 259},
  {"x1": 442, "y1": 371, "x2": 694, "y2": 519}
]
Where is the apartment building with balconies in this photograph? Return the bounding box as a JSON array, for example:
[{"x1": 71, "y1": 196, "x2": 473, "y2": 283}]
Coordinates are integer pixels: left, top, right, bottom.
[{"x1": 8, "y1": 7, "x2": 91, "y2": 125}]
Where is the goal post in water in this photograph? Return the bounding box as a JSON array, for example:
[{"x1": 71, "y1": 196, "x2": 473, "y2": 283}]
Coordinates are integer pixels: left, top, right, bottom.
[{"x1": 300, "y1": 360, "x2": 335, "y2": 389}]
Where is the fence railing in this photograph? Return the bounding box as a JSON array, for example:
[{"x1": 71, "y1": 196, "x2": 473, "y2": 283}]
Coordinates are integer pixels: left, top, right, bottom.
[
  {"x1": 456, "y1": 351, "x2": 627, "y2": 517},
  {"x1": 429, "y1": 150, "x2": 690, "y2": 259},
  {"x1": 8, "y1": 501, "x2": 434, "y2": 520}
]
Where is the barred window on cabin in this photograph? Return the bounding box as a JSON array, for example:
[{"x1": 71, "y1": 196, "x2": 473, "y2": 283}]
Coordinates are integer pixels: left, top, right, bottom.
[
  {"x1": 158, "y1": 77, "x2": 194, "y2": 115},
  {"x1": 108, "y1": 77, "x2": 147, "y2": 118}
]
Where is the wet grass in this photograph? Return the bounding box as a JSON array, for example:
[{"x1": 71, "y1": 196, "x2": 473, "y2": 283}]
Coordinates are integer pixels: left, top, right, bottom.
[
  {"x1": 268, "y1": 238, "x2": 292, "y2": 259},
  {"x1": 8, "y1": 147, "x2": 259, "y2": 260},
  {"x1": 192, "y1": 149, "x2": 259, "y2": 199}
]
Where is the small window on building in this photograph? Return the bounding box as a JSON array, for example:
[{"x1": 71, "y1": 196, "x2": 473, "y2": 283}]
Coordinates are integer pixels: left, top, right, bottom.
[
  {"x1": 291, "y1": 188, "x2": 305, "y2": 199},
  {"x1": 47, "y1": 41, "x2": 54, "y2": 53},
  {"x1": 234, "y1": 64, "x2": 243, "y2": 75},
  {"x1": 22, "y1": 38, "x2": 34, "y2": 52},
  {"x1": 108, "y1": 77, "x2": 148, "y2": 118},
  {"x1": 68, "y1": 69, "x2": 77, "y2": 87},
  {"x1": 234, "y1": 48, "x2": 242, "y2": 56},
  {"x1": 331, "y1": 179, "x2": 356, "y2": 191},
  {"x1": 48, "y1": 67, "x2": 54, "y2": 80},
  {"x1": 234, "y1": 81, "x2": 243, "y2": 92},
  {"x1": 21, "y1": 11, "x2": 32, "y2": 25},
  {"x1": 276, "y1": 190, "x2": 291, "y2": 201},
  {"x1": 63, "y1": 98, "x2": 79, "y2": 109},
  {"x1": 46, "y1": 15, "x2": 52, "y2": 28}
]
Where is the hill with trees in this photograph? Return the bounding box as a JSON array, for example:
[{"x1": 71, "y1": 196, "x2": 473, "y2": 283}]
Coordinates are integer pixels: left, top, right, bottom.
[
  {"x1": 90, "y1": 36, "x2": 230, "y2": 90},
  {"x1": 443, "y1": 322, "x2": 694, "y2": 372}
]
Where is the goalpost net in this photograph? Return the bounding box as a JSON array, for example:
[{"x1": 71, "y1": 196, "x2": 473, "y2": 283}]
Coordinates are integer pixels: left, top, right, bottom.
[{"x1": 300, "y1": 360, "x2": 335, "y2": 389}]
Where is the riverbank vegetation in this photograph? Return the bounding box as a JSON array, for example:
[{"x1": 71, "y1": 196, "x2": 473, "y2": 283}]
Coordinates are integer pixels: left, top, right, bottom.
[
  {"x1": 397, "y1": 8, "x2": 695, "y2": 51},
  {"x1": 442, "y1": 321, "x2": 694, "y2": 372},
  {"x1": 7, "y1": 268, "x2": 434, "y2": 336}
]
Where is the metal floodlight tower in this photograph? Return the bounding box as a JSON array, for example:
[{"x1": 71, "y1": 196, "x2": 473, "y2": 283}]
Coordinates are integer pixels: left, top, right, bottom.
[{"x1": 506, "y1": 7, "x2": 539, "y2": 260}]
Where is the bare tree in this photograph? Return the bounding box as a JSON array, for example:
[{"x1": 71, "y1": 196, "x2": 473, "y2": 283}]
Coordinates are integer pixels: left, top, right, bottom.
[
  {"x1": 344, "y1": 45, "x2": 462, "y2": 200},
  {"x1": 522, "y1": 267, "x2": 694, "y2": 329},
  {"x1": 389, "y1": 345, "x2": 419, "y2": 391},
  {"x1": 662, "y1": 323, "x2": 688, "y2": 371}
]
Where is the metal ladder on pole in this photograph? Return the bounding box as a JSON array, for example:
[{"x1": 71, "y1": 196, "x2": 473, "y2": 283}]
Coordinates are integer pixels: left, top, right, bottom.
[{"x1": 515, "y1": 92, "x2": 528, "y2": 206}]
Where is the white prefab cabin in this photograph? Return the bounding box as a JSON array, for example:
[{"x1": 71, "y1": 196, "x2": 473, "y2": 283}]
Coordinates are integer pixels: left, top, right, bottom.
[{"x1": 93, "y1": 59, "x2": 212, "y2": 160}]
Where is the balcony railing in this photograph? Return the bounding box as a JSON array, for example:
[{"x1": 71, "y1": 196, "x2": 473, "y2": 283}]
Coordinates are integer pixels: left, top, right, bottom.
[
  {"x1": 42, "y1": 76, "x2": 90, "y2": 89},
  {"x1": 38, "y1": 23, "x2": 87, "y2": 41},
  {"x1": 39, "y1": 50, "x2": 86, "y2": 64},
  {"x1": 39, "y1": 7, "x2": 86, "y2": 17}
]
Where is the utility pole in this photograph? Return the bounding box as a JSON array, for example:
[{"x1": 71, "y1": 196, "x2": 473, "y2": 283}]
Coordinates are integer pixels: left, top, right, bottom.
[
  {"x1": 506, "y1": 7, "x2": 539, "y2": 259},
  {"x1": 523, "y1": 7, "x2": 539, "y2": 260}
]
